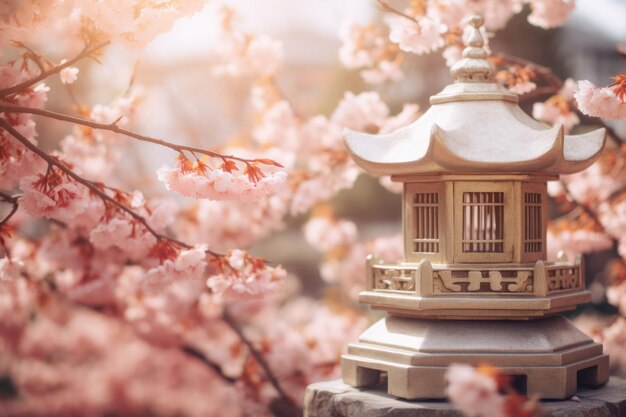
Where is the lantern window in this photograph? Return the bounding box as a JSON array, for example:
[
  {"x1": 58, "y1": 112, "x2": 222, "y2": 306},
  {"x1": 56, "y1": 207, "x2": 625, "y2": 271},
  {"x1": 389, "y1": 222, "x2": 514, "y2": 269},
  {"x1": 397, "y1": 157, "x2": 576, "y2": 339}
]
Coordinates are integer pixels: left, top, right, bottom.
[
  {"x1": 412, "y1": 192, "x2": 439, "y2": 253},
  {"x1": 524, "y1": 193, "x2": 543, "y2": 253},
  {"x1": 461, "y1": 192, "x2": 505, "y2": 253}
]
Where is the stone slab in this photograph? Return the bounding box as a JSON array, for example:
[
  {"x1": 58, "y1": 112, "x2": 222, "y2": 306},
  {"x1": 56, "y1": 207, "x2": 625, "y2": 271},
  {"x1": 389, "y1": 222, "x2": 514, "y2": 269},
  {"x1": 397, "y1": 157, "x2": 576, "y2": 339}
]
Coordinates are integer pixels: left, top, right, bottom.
[{"x1": 304, "y1": 378, "x2": 626, "y2": 417}]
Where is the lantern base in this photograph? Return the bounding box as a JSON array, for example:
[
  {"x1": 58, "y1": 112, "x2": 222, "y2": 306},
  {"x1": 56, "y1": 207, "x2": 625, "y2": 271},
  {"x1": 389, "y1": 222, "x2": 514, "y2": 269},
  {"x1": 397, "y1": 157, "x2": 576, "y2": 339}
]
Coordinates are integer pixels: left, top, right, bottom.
[{"x1": 341, "y1": 314, "x2": 608, "y2": 400}]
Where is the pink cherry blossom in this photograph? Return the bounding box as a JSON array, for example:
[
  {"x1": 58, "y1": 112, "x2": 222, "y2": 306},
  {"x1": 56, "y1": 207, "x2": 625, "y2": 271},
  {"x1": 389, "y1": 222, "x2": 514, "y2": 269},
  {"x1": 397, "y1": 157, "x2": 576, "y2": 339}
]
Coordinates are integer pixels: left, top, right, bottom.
[
  {"x1": 59, "y1": 134, "x2": 120, "y2": 181},
  {"x1": 213, "y1": 8, "x2": 283, "y2": 78},
  {"x1": 533, "y1": 101, "x2": 580, "y2": 133},
  {"x1": 290, "y1": 164, "x2": 360, "y2": 216},
  {"x1": 607, "y1": 281, "x2": 626, "y2": 316},
  {"x1": 442, "y1": 44, "x2": 463, "y2": 67},
  {"x1": 338, "y1": 20, "x2": 405, "y2": 85},
  {"x1": 527, "y1": 0, "x2": 575, "y2": 29},
  {"x1": 313, "y1": 231, "x2": 403, "y2": 302},
  {"x1": 446, "y1": 364, "x2": 505, "y2": 417},
  {"x1": 547, "y1": 228, "x2": 613, "y2": 261},
  {"x1": 252, "y1": 100, "x2": 299, "y2": 148},
  {"x1": 304, "y1": 216, "x2": 358, "y2": 253},
  {"x1": 176, "y1": 196, "x2": 288, "y2": 252},
  {"x1": 59, "y1": 61, "x2": 79, "y2": 84},
  {"x1": 426, "y1": 0, "x2": 467, "y2": 27},
  {"x1": 0, "y1": 257, "x2": 35, "y2": 343},
  {"x1": 602, "y1": 317, "x2": 626, "y2": 376},
  {"x1": 206, "y1": 250, "x2": 285, "y2": 300},
  {"x1": 157, "y1": 164, "x2": 287, "y2": 201},
  {"x1": 562, "y1": 160, "x2": 626, "y2": 205},
  {"x1": 19, "y1": 174, "x2": 91, "y2": 223},
  {"x1": 387, "y1": 16, "x2": 445, "y2": 56},
  {"x1": 574, "y1": 80, "x2": 626, "y2": 120},
  {"x1": 508, "y1": 80, "x2": 537, "y2": 95},
  {"x1": 300, "y1": 115, "x2": 344, "y2": 152},
  {"x1": 361, "y1": 59, "x2": 404, "y2": 84},
  {"x1": 331, "y1": 91, "x2": 389, "y2": 131},
  {"x1": 115, "y1": 245, "x2": 209, "y2": 345},
  {"x1": 470, "y1": 0, "x2": 524, "y2": 31},
  {"x1": 0, "y1": 137, "x2": 45, "y2": 189},
  {"x1": 246, "y1": 35, "x2": 284, "y2": 77},
  {"x1": 339, "y1": 21, "x2": 385, "y2": 69},
  {"x1": 89, "y1": 216, "x2": 157, "y2": 261}
]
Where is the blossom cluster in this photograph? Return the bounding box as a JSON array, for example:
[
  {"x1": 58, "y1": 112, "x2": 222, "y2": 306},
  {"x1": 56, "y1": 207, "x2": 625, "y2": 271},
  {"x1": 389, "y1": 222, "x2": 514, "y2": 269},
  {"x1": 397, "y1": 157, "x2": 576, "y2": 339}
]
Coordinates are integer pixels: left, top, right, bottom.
[
  {"x1": 446, "y1": 364, "x2": 539, "y2": 417},
  {"x1": 157, "y1": 155, "x2": 287, "y2": 201},
  {"x1": 575, "y1": 78, "x2": 626, "y2": 120},
  {"x1": 338, "y1": 0, "x2": 576, "y2": 84}
]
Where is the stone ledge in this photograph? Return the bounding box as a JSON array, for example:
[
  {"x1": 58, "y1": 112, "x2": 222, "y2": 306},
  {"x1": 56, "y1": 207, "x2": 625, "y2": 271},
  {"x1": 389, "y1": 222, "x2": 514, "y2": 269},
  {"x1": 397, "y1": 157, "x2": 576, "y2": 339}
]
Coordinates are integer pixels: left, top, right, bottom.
[{"x1": 304, "y1": 378, "x2": 626, "y2": 417}]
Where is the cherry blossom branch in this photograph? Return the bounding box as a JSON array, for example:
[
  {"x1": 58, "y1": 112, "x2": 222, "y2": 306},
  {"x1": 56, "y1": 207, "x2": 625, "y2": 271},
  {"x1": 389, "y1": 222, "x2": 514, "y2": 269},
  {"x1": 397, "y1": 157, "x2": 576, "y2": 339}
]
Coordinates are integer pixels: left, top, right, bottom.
[
  {"x1": 492, "y1": 54, "x2": 623, "y2": 145},
  {"x1": 0, "y1": 190, "x2": 19, "y2": 228},
  {"x1": 0, "y1": 117, "x2": 223, "y2": 258},
  {"x1": 491, "y1": 53, "x2": 563, "y2": 91},
  {"x1": 556, "y1": 179, "x2": 615, "y2": 243},
  {"x1": 0, "y1": 104, "x2": 281, "y2": 168},
  {"x1": 33, "y1": 269, "x2": 237, "y2": 385},
  {"x1": 376, "y1": 0, "x2": 418, "y2": 23},
  {"x1": 0, "y1": 41, "x2": 110, "y2": 98},
  {"x1": 222, "y1": 309, "x2": 302, "y2": 416},
  {"x1": 181, "y1": 345, "x2": 238, "y2": 384}
]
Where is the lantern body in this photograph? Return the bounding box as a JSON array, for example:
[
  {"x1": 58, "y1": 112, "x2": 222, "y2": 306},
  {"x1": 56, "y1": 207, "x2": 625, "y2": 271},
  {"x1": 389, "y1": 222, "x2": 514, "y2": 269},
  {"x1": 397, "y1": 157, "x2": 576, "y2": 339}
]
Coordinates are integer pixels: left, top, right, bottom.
[{"x1": 340, "y1": 16, "x2": 609, "y2": 399}]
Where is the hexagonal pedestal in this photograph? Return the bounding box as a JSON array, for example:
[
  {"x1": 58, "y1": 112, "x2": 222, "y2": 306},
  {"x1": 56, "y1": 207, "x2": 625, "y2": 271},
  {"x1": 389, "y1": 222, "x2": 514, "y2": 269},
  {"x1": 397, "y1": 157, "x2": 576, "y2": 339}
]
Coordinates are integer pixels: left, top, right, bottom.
[{"x1": 341, "y1": 314, "x2": 608, "y2": 400}]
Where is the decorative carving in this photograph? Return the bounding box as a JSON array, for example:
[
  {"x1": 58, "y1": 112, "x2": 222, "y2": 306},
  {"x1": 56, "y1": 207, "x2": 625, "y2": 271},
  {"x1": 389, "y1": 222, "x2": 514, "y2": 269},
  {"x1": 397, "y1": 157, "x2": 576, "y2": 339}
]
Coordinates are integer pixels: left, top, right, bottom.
[
  {"x1": 547, "y1": 267, "x2": 580, "y2": 291},
  {"x1": 507, "y1": 271, "x2": 531, "y2": 292},
  {"x1": 369, "y1": 261, "x2": 583, "y2": 296},
  {"x1": 432, "y1": 269, "x2": 533, "y2": 294},
  {"x1": 374, "y1": 267, "x2": 415, "y2": 291}
]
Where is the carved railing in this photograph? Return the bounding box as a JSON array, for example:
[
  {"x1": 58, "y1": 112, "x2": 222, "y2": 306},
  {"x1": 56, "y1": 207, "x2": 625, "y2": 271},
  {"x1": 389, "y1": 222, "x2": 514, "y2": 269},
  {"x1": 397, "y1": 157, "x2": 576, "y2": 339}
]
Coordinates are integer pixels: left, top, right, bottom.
[{"x1": 365, "y1": 254, "x2": 584, "y2": 297}]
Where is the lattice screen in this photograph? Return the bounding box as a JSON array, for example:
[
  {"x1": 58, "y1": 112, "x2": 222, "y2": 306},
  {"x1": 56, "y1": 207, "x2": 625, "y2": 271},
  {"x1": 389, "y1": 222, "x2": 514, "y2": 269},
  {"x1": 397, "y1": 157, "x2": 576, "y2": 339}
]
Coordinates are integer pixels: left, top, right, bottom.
[
  {"x1": 462, "y1": 192, "x2": 504, "y2": 253},
  {"x1": 524, "y1": 192, "x2": 543, "y2": 253},
  {"x1": 412, "y1": 193, "x2": 439, "y2": 253}
]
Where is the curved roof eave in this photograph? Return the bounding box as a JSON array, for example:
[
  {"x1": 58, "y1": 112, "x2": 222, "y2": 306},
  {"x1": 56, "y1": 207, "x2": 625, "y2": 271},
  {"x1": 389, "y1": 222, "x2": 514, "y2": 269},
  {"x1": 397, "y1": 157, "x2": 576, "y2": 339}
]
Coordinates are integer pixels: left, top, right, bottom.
[
  {"x1": 344, "y1": 121, "x2": 606, "y2": 176},
  {"x1": 344, "y1": 123, "x2": 561, "y2": 175},
  {"x1": 556, "y1": 128, "x2": 607, "y2": 174}
]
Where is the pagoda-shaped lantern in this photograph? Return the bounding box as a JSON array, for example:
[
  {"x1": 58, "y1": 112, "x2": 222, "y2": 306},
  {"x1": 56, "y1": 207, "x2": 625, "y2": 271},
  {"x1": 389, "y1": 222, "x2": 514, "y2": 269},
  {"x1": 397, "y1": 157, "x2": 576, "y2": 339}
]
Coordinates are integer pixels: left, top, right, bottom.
[{"x1": 340, "y1": 16, "x2": 609, "y2": 400}]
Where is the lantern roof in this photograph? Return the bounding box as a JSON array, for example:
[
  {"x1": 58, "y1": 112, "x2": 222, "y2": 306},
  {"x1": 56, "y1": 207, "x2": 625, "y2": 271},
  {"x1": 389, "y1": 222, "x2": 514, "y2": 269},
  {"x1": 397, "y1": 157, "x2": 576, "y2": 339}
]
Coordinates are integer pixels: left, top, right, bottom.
[{"x1": 344, "y1": 16, "x2": 606, "y2": 176}]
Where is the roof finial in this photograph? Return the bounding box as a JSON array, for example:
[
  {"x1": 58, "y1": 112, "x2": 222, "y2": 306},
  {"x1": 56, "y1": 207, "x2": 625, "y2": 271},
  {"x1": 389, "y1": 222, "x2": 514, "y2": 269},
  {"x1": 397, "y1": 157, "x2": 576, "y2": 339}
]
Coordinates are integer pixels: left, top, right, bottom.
[{"x1": 450, "y1": 15, "x2": 494, "y2": 83}]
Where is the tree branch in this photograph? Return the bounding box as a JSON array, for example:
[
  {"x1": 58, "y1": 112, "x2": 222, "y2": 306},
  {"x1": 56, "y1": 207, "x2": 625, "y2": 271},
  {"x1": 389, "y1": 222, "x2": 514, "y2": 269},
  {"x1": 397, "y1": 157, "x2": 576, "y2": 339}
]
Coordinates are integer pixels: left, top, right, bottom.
[
  {"x1": 181, "y1": 345, "x2": 238, "y2": 384},
  {"x1": 492, "y1": 52, "x2": 563, "y2": 90},
  {"x1": 0, "y1": 190, "x2": 19, "y2": 228},
  {"x1": 0, "y1": 118, "x2": 224, "y2": 258},
  {"x1": 376, "y1": 0, "x2": 419, "y2": 23},
  {"x1": 0, "y1": 41, "x2": 110, "y2": 98},
  {"x1": 222, "y1": 309, "x2": 301, "y2": 416},
  {"x1": 33, "y1": 270, "x2": 238, "y2": 386},
  {"x1": 492, "y1": 53, "x2": 623, "y2": 144},
  {"x1": 0, "y1": 104, "x2": 279, "y2": 167}
]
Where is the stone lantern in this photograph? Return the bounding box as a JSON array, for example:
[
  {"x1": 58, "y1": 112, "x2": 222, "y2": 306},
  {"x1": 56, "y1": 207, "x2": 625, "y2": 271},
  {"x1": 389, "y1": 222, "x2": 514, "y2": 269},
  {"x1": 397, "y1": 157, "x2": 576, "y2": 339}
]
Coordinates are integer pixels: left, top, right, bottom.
[{"x1": 340, "y1": 16, "x2": 609, "y2": 400}]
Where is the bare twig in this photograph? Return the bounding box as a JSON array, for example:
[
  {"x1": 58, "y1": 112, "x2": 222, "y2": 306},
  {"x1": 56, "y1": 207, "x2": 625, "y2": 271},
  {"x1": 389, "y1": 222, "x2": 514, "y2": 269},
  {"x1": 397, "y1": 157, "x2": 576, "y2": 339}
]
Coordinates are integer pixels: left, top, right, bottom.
[
  {"x1": 0, "y1": 190, "x2": 19, "y2": 228},
  {"x1": 181, "y1": 345, "x2": 238, "y2": 384},
  {"x1": 0, "y1": 104, "x2": 280, "y2": 168},
  {"x1": 0, "y1": 41, "x2": 110, "y2": 98},
  {"x1": 0, "y1": 118, "x2": 224, "y2": 258},
  {"x1": 492, "y1": 53, "x2": 563, "y2": 90},
  {"x1": 376, "y1": 0, "x2": 419, "y2": 23},
  {"x1": 222, "y1": 309, "x2": 301, "y2": 416}
]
